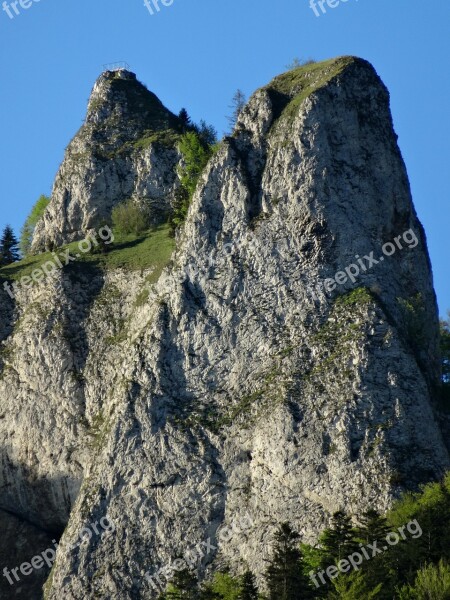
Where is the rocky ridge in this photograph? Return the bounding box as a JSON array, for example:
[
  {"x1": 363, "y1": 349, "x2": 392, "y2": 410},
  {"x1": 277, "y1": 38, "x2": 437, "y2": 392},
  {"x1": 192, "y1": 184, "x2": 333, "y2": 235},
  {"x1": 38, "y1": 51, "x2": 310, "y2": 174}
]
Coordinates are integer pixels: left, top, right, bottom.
[{"x1": 0, "y1": 57, "x2": 448, "y2": 599}]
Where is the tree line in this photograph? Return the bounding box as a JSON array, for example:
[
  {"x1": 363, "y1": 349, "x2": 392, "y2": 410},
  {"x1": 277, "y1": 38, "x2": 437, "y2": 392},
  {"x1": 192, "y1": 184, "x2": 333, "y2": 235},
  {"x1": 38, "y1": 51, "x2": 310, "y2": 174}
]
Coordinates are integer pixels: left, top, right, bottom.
[
  {"x1": 156, "y1": 473, "x2": 450, "y2": 599},
  {"x1": 0, "y1": 193, "x2": 50, "y2": 266}
]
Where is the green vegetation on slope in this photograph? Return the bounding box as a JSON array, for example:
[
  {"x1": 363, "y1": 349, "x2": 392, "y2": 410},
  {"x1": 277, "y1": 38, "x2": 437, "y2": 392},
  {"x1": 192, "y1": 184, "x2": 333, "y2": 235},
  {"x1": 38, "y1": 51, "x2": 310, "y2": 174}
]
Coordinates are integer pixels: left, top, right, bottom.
[
  {"x1": 267, "y1": 56, "x2": 355, "y2": 97},
  {"x1": 20, "y1": 194, "x2": 50, "y2": 257},
  {"x1": 264, "y1": 56, "x2": 357, "y2": 133},
  {"x1": 156, "y1": 474, "x2": 450, "y2": 599},
  {"x1": 112, "y1": 198, "x2": 151, "y2": 236},
  {"x1": 0, "y1": 224, "x2": 175, "y2": 286},
  {"x1": 169, "y1": 131, "x2": 216, "y2": 235},
  {"x1": 133, "y1": 129, "x2": 181, "y2": 150}
]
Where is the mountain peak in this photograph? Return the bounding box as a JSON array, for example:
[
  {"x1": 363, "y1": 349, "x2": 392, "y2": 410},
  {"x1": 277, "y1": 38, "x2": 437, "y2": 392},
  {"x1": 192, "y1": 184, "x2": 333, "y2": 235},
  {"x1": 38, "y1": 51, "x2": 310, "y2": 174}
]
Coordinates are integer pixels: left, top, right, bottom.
[
  {"x1": 86, "y1": 69, "x2": 180, "y2": 135},
  {"x1": 31, "y1": 71, "x2": 182, "y2": 250}
]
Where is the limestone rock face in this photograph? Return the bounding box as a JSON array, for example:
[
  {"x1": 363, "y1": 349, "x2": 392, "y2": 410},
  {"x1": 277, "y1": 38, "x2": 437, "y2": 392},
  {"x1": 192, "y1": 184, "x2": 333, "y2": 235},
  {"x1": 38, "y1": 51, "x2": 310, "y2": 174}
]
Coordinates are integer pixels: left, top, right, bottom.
[
  {"x1": 0, "y1": 264, "x2": 156, "y2": 533},
  {"x1": 0, "y1": 57, "x2": 448, "y2": 599},
  {"x1": 32, "y1": 69, "x2": 182, "y2": 250}
]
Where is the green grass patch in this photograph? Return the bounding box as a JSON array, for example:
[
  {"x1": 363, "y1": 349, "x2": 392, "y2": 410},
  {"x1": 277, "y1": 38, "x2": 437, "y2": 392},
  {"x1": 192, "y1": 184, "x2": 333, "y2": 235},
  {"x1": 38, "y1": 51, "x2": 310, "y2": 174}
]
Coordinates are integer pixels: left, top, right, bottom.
[
  {"x1": 265, "y1": 56, "x2": 356, "y2": 133},
  {"x1": 101, "y1": 129, "x2": 181, "y2": 158},
  {"x1": 0, "y1": 224, "x2": 175, "y2": 285},
  {"x1": 334, "y1": 286, "x2": 373, "y2": 308},
  {"x1": 267, "y1": 57, "x2": 350, "y2": 96},
  {"x1": 133, "y1": 129, "x2": 181, "y2": 150}
]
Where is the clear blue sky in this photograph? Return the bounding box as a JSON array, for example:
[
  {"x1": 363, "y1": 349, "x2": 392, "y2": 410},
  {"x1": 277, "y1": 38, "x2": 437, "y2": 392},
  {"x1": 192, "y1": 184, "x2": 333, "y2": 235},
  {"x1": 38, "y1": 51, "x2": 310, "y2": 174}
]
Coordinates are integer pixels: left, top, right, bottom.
[{"x1": 0, "y1": 0, "x2": 448, "y2": 314}]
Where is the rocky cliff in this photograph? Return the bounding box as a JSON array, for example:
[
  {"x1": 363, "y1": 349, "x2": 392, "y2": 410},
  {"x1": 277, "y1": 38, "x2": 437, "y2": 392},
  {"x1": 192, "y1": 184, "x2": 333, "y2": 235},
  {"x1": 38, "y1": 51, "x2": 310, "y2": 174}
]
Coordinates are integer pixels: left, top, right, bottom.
[{"x1": 0, "y1": 56, "x2": 448, "y2": 599}]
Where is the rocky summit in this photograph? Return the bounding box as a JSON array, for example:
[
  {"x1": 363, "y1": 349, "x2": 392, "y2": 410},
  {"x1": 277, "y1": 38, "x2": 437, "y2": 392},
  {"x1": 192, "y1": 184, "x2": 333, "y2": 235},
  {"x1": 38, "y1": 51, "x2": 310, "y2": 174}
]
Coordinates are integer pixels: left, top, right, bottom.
[
  {"x1": 0, "y1": 56, "x2": 448, "y2": 599},
  {"x1": 32, "y1": 69, "x2": 183, "y2": 251}
]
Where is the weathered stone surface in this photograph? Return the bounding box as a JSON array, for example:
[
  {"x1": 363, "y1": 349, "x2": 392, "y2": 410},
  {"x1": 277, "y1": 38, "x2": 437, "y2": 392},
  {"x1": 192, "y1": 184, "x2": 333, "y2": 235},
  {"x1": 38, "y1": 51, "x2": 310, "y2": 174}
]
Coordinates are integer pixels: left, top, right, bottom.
[{"x1": 0, "y1": 57, "x2": 447, "y2": 599}]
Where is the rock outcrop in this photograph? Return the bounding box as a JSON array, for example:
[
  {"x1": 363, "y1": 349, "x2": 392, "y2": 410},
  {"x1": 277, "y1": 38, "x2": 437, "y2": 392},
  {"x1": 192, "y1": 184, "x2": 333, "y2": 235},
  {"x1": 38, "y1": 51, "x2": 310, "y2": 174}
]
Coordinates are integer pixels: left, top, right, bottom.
[
  {"x1": 0, "y1": 57, "x2": 448, "y2": 599},
  {"x1": 32, "y1": 69, "x2": 182, "y2": 250}
]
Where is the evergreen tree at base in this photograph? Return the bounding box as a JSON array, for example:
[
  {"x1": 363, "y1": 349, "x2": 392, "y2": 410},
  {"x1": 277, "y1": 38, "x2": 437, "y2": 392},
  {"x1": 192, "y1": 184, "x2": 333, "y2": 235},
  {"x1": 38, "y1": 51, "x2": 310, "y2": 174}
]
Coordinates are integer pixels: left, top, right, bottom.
[
  {"x1": 239, "y1": 570, "x2": 258, "y2": 600},
  {"x1": 355, "y1": 510, "x2": 394, "y2": 598},
  {"x1": 319, "y1": 511, "x2": 359, "y2": 567},
  {"x1": 0, "y1": 225, "x2": 20, "y2": 265},
  {"x1": 178, "y1": 108, "x2": 192, "y2": 132},
  {"x1": 265, "y1": 522, "x2": 312, "y2": 600},
  {"x1": 162, "y1": 569, "x2": 199, "y2": 599},
  {"x1": 329, "y1": 571, "x2": 382, "y2": 600},
  {"x1": 397, "y1": 560, "x2": 450, "y2": 599}
]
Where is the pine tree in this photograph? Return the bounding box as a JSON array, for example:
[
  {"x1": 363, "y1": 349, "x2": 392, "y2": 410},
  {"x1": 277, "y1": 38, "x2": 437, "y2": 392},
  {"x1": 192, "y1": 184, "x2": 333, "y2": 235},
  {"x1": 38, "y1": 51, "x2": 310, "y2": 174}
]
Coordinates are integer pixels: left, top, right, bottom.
[
  {"x1": 169, "y1": 185, "x2": 190, "y2": 237},
  {"x1": 177, "y1": 132, "x2": 213, "y2": 198},
  {"x1": 357, "y1": 509, "x2": 391, "y2": 546},
  {"x1": 178, "y1": 108, "x2": 192, "y2": 132},
  {"x1": 355, "y1": 510, "x2": 393, "y2": 598},
  {"x1": 239, "y1": 570, "x2": 258, "y2": 600},
  {"x1": 265, "y1": 523, "x2": 312, "y2": 600},
  {"x1": 319, "y1": 511, "x2": 358, "y2": 566},
  {"x1": 169, "y1": 131, "x2": 213, "y2": 236},
  {"x1": 329, "y1": 570, "x2": 382, "y2": 599},
  {"x1": 227, "y1": 89, "x2": 246, "y2": 131},
  {"x1": 198, "y1": 585, "x2": 222, "y2": 600},
  {"x1": 165, "y1": 569, "x2": 199, "y2": 599},
  {"x1": 196, "y1": 119, "x2": 218, "y2": 147},
  {"x1": 209, "y1": 571, "x2": 241, "y2": 599},
  {"x1": 398, "y1": 561, "x2": 450, "y2": 599},
  {"x1": 0, "y1": 225, "x2": 20, "y2": 265}
]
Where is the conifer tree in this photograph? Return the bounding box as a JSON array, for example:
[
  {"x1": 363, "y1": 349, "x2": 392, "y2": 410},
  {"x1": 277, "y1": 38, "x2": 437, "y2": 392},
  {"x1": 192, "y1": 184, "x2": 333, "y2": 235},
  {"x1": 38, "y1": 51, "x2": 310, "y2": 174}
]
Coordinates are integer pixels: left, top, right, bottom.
[
  {"x1": 265, "y1": 522, "x2": 312, "y2": 600},
  {"x1": 164, "y1": 568, "x2": 199, "y2": 599},
  {"x1": 227, "y1": 89, "x2": 246, "y2": 131},
  {"x1": 169, "y1": 131, "x2": 213, "y2": 235},
  {"x1": 198, "y1": 586, "x2": 222, "y2": 600},
  {"x1": 178, "y1": 108, "x2": 192, "y2": 132},
  {"x1": 398, "y1": 560, "x2": 450, "y2": 599},
  {"x1": 196, "y1": 119, "x2": 218, "y2": 147},
  {"x1": 208, "y1": 571, "x2": 241, "y2": 599},
  {"x1": 239, "y1": 570, "x2": 258, "y2": 600},
  {"x1": 357, "y1": 509, "x2": 391, "y2": 546},
  {"x1": 319, "y1": 511, "x2": 358, "y2": 566},
  {"x1": 329, "y1": 570, "x2": 382, "y2": 599},
  {"x1": 0, "y1": 225, "x2": 20, "y2": 265},
  {"x1": 355, "y1": 510, "x2": 393, "y2": 597}
]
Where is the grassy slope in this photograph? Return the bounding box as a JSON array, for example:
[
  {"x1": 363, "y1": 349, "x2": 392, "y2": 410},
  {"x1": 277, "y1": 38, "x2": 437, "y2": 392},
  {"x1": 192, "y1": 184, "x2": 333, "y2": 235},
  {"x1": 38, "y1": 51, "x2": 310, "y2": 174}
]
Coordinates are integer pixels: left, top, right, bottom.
[
  {"x1": 0, "y1": 224, "x2": 175, "y2": 287},
  {"x1": 264, "y1": 56, "x2": 357, "y2": 132}
]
